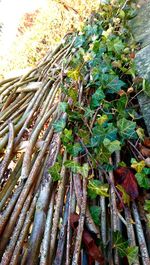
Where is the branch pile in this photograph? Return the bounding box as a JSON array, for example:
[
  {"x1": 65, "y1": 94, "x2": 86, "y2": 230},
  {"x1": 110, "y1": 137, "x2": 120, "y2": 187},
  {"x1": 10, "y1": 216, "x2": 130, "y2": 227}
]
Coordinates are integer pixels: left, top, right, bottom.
[{"x1": 0, "y1": 2, "x2": 150, "y2": 265}]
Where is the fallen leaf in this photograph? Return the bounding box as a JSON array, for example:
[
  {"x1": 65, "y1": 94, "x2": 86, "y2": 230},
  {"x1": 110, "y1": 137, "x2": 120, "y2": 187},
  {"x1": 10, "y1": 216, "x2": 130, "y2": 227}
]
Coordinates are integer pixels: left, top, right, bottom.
[
  {"x1": 83, "y1": 230, "x2": 104, "y2": 264},
  {"x1": 140, "y1": 146, "x2": 150, "y2": 157},
  {"x1": 143, "y1": 137, "x2": 150, "y2": 148},
  {"x1": 70, "y1": 213, "x2": 104, "y2": 264},
  {"x1": 114, "y1": 167, "x2": 139, "y2": 200}
]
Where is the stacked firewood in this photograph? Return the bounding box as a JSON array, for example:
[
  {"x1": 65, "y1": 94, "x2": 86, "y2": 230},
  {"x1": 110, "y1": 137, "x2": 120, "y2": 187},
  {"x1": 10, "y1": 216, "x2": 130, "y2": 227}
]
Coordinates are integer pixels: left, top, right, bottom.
[{"x1": 0, "y1": 28, "x2": 149, "y2": 265}]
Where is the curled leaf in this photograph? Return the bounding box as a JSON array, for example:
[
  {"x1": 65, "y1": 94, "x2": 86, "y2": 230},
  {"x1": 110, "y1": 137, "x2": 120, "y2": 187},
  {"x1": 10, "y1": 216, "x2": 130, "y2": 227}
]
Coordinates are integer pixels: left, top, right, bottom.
[{"x1": 114, "y1": 167, "x2": 139, "y2": 200}]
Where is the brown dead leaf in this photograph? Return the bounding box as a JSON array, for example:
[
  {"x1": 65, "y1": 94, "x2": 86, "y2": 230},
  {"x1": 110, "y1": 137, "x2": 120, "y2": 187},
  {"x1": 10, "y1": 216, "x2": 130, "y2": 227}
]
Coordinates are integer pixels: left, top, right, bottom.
[
  {"x1": 114, "y1": 167, "x2": 139, "y2": 200},
  {"x1": 143, "y1": 137, "x2": 150, "y2": 148},
  {"x1": 118, "y1": 89, "x2": 126, "y2": 96},
  {"x1": 70, "y1": 213, "x2": 104, "y2": 264},
  {"x1": 140, "y1": 145, "x2": 150, "y2": 157},
  {"x1": 133, "y1": 76, "x2": 143, "y2": 84}
]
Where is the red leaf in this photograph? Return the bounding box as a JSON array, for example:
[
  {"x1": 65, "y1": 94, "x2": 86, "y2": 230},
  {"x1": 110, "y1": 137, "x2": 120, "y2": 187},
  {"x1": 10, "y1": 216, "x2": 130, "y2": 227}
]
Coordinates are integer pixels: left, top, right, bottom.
[
  {"x1": 70, "y1": 213, "x2": 79, "y2": 230},
  {"x1": 114, "y1": 167, "x2": 139, "y2": 200},
  {"x1": 70, "y1": 213, "x2": 104, "y2": 264},
  {"x1": 82, "y1": 231, "x2": 104, "y2": 264}
]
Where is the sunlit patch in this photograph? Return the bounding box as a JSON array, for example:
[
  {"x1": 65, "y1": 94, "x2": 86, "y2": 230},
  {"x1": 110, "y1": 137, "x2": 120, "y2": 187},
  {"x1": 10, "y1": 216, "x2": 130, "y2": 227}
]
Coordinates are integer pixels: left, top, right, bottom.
[{"x1": 0, "y1": 0, "x2": 47, "y2": 55}]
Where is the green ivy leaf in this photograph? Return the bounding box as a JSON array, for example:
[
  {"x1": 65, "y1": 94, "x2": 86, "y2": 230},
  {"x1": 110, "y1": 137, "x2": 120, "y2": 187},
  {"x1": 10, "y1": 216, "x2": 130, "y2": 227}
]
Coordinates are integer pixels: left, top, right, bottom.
[
  {"x1": 103, "y1": 163, "x2": 114, "y2": 172},
  {"x1": 58, "y1": 102, "x2": 68, "y2": 112},
  {"x1": 48, "y1": 162, "x2": 61, "y2": 182},
  {"x1": 144, "y1": 200, "x2": 150, "y2": 212},
  {"x1": 88, "y1": 179, "x2": 109, "y2": 198},
  {"x1": 80, "y1": 163, "x2": 89, "y2": 178},
  {"x1": 84, "y1": 107, "x2": 95, "y2": 118},
  {"x1": 84, "y1": 24, "x2": 100, "y2": 38},
  {"x1": 74, "y1": 35, "x2": 86, "y2": 48},
  {"x1": 97, "y1": 114, "x2": 108, "y2": 125},
  {"x1": 67, "y1": 142, "x2": 83, "y2": 157},
  {"x1": 113, "y1": 231, "x2": 128, "y2": 257},
  {"x1": 107, "y1": 37, "x2": 125, "y2": 54},
  {"x1": 103, "y1": 138, "x2": 121, "y2": 153},
  {"x1": 53, "y1": 118, "x2": 66, "y2": 132},
  {"x1": 64, "y1": 160, "x2": 89, "y2": 177},
  {"x1": 96, "y1": 144, "x2": 111, "y2": 163},
  {"x1": 117, "y1": 94, "x2": 128, "y2": 112},
  {"x1": 106, "y1": 76, "x2": 125, "y2": 94},
  {"x1": 92, "y1": 40, "x2": 100, "y2": 53},
  {"x1": 67, "y1": 67, "x2": 81, "y2": 81},
  {"x1": 91, "y1": 123, "x2": 118, "y2": 147},
  {"x1": 62, "y1": 129, "x2": 73, "y2": 145},
  {"x1": 135, "y1": 172, "x2": 150, "y2": 189},
  {"x1": 68, "y1": 110, "x2": 82, "y2": 121},
  {"x1": 118, "y1": 161, "x2": 127, "y2": 167},
  {"x1": 68, "y1": 87, "x2": 78, "y2": 102},
  {"x1": 126, "y1": 246, "x2": 139, "y2": 265},
  {"x1": 113, "y1": 38, "x2": 125, "y2": 54},
  {"x1": 143, "y1": 79, "x2": 150, "y2": 97},
  {"x1": 64, "y1": 160, "x2": 81, "y2": 173},
  {"x1": 146, "y1": 213, "x2": 150, "y2": 228},
  {"x1": 117, "y1": 118, "x2": 137, "y2": 140},
  {"x1": 90, "y1": 88, "x2": 105, "y2": 109},
  {"x1": 143, "y1": 167, "x2": 150, "y2": 175},
  {"x1": 78, "y1": 129, "x2": 90, "y2": 144},
  {"x1": 89, "y1": 206, "x2": 101, "y2": 225}
]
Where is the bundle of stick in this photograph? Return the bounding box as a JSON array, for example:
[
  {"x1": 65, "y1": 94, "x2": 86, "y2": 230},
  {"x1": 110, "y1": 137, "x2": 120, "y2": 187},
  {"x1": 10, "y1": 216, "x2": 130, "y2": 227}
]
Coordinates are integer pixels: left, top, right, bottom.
[{"x1": 0, "y1": 28, "x2": 149, "y2": 265}]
